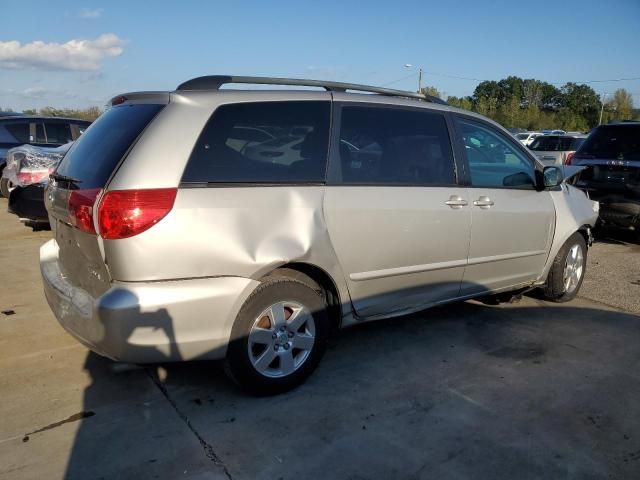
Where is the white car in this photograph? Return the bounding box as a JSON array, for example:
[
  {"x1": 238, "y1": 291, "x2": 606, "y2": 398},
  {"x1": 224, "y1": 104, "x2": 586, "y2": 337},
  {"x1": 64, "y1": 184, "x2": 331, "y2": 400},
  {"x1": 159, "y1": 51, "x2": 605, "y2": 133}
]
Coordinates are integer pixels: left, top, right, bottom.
[{"x1": 515, "y1": 132, "x2": 542, "y2": 146}]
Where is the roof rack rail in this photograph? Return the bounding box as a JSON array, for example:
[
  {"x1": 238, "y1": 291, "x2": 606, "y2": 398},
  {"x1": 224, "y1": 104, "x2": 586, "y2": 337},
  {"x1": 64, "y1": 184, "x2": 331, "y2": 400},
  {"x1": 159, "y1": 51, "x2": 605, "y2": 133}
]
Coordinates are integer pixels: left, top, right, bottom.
[{"x1": 176, "y1": 75, "x2": 447, "y2": 105}]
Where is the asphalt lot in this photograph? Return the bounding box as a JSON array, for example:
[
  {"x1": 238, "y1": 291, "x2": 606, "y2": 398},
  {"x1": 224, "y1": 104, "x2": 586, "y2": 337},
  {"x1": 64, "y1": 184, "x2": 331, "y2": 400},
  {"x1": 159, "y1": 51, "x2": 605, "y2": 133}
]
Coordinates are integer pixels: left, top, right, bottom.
[{"x1": 0, "y1": 197, "x2": 639, "y2": 480}]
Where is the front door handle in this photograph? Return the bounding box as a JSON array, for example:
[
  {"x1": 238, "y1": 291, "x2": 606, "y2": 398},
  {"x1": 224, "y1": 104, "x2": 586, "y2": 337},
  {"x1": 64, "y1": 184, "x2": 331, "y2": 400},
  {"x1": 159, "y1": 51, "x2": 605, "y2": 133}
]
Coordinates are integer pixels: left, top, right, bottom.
[
  {"x1": 445, "y1": 195, "x2": 468, "y2": 209},
  {"x1": 473, "y1": 196, "x2": 494, "y2": 208}
]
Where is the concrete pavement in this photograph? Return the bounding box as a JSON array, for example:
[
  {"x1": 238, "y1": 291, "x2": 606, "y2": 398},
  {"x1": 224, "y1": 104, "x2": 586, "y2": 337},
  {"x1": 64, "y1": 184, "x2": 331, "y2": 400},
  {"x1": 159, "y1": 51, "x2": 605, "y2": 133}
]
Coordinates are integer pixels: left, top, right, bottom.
[{"x1": 0, "y1": 198, "x2": 639, "y2": 480}]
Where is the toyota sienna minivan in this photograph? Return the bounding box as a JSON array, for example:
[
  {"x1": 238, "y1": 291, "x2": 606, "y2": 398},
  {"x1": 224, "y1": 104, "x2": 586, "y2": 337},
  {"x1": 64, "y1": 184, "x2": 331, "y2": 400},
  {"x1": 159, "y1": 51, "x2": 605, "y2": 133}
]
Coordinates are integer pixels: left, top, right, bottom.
[{"x1": 40, "y1": 75, "x2": 599, "y2": 394}]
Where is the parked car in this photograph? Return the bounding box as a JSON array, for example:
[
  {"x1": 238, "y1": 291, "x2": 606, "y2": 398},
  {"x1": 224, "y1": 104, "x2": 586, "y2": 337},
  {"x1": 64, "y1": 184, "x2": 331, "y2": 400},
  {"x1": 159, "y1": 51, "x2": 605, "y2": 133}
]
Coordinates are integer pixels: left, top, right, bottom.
[
  {"x1": 3, "y1": 143, "x2": 72, "y2": 225},
  {"x1": 515, "y1": 131, "x2": 542, "y2": 147},
  {"x1": 40, "y1": 75, "x2": 599, "y2": 395},
  {"x1": 0, "y1": 116, "x2": 90, "y2": 197},
  {"x1": 572, "y1": 122, "x2": 640, "y2": 235},
  {"x1": 528, "y1": 134, "x2": 587, "y2": 165}
]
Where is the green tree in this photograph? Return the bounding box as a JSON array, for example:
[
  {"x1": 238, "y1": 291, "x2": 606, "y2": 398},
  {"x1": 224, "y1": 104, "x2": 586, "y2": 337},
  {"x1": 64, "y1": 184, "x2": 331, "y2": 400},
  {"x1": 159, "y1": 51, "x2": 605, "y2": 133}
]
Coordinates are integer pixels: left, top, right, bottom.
[
  {"x1": 610, "y1": 88, "x2": 634, "y2": 120},
  {"x1": 19, "y1": 106, "x2": 102, "y2": 121},
  {"x1": 497, "y1": 76, "x2": 524, "y2": 103},
  {"x1": 447, "y1": 96, "x2": 473, "y2": 111},
  {"x1": 420, "y1": 85, "x2": 442, "y2": 99},
  {"x1": 559, "y1": 82, "x2": 600, "y2": 126},
  {"x1": 473, "y1": 80, "x2": 505, "y2": 104}
]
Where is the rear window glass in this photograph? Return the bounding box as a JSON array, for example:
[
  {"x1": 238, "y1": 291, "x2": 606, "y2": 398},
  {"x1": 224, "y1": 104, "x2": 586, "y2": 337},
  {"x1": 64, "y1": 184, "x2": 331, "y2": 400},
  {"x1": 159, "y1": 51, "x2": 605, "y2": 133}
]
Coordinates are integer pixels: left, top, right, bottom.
[
  {"x1": 182, "y1": 101, "x2": 330, "y2": 184},
  {"x1": 529, "y1": 136, "x2": 577, "y2": 151},
  {"x1": 4, "y1": 123, "x2": 29, "y2": 143},
  {"x1": 577, "y1": 125, "x2": 640, "y2": 160},
  {"x1": 56, "y1": 104, "x2": 163, "y2": 189}
]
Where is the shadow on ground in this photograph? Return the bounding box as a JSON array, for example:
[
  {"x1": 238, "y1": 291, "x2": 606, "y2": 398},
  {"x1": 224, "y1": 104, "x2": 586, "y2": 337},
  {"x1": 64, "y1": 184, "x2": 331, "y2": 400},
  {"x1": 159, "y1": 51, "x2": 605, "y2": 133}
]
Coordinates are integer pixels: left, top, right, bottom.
[{"x1": 62, "y1": 299, "x2": 640, "y2": 480}]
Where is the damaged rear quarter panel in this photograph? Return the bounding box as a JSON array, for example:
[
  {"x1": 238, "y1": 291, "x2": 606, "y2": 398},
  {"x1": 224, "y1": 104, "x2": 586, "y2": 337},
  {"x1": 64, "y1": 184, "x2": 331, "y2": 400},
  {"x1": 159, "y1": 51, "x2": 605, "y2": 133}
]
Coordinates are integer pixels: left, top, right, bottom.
[{"x1": 103, "y1": 186, "x2": 350, "y2": 306}]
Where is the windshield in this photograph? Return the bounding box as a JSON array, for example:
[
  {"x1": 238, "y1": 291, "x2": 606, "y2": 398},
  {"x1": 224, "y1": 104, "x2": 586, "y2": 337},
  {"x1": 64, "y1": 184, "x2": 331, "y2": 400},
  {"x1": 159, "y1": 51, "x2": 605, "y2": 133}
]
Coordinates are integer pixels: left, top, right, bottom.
[
  {"x1": 576, "y1": 125, "x2": 640, "y2": 160},
  {"x1": 515, "y1": 133, "x2": 529, "y2": 140},
  {"x1": 529, "y1": 136, "x2": 579, "y2": 151}
]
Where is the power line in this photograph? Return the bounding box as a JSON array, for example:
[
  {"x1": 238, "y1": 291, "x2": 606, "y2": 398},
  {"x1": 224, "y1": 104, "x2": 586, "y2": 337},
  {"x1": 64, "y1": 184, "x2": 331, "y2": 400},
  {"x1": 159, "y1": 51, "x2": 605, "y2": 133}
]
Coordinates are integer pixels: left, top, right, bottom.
[
  {"x1": 381, "y1": 72, "x2": 418, "y2": 87},
  {"x1": 383, "y1": 70, "x2": 640, "y2": 87}
]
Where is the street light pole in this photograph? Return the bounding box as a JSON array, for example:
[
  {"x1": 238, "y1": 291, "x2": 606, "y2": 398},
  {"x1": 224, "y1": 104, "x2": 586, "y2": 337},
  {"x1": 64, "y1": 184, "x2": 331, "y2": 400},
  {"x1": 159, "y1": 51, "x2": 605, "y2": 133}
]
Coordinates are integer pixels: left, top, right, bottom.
[{"x1": 405, "y1": 64, "x2": 424, "y2": 94}]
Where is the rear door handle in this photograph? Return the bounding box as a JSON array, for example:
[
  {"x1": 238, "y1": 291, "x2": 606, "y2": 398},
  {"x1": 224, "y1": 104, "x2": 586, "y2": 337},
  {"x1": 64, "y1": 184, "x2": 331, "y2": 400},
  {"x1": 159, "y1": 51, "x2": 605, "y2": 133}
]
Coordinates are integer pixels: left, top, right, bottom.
[
  {"x1": 445, "y1": 195, "x2": 468, "y2": 209},
  {"x1": 473, "y1": 196, "x2": 494, "y2": 208}
]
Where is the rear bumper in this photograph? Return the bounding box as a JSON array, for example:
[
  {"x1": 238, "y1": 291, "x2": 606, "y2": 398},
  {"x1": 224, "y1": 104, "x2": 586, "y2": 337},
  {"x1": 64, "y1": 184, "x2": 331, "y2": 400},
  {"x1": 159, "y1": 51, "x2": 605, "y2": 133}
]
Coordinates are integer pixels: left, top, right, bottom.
[{"x1": 40, "y1": 239, "x2": 260, "y2": 363}]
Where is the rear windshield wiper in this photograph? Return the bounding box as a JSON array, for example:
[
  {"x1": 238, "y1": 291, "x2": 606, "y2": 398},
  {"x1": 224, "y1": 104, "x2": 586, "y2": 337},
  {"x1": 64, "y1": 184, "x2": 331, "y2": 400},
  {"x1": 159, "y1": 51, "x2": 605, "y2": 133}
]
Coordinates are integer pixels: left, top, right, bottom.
[{"x1": 50, "y1": 173, "x2": 83, "y2": 184}]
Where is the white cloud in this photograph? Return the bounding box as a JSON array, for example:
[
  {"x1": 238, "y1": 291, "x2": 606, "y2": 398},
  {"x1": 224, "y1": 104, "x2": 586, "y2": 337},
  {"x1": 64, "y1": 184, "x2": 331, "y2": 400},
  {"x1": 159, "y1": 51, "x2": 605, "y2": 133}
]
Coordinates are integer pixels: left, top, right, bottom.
[
  {"x1": 0, "y1": 87, "x2": 78, "y2": 100},
  {"x1": 21, "y1": 87, "x2": 47, "y2": 98},
  {"x1": 79, "y1": 8, "x2": 103, "y2": 19},
  {"x1": 0, "y1": 34, "x2": 125, "y2": 71}
]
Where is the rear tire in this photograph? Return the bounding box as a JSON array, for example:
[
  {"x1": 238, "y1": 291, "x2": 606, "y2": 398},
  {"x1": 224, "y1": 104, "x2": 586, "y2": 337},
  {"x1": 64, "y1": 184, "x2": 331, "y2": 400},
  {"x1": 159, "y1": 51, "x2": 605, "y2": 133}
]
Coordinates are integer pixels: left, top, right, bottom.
[
  {"x1": 224, "y1": 278, "x2": 329, "y2": 395},
  {"x1": 0, "y1": 177, "x2": 11, "y2": 198},
  {"x1": 541, "y1": 232, "x2": 587, "y2": 302}
]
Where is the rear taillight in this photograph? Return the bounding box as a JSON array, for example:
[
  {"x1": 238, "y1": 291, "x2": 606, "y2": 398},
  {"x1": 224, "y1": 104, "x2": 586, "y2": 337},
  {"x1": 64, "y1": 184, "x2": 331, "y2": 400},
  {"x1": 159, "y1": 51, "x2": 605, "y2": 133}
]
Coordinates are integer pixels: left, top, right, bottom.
[
  {"x1": 565, "y1": 152, "x2": 575, "y2": 165},
  {"x1": 68, "y1": 189, "x2": 101, "y2": 235},
  {"x1": 16, "y1": 167, "x2": 55, "y2": 185},
  {"x1": 98, "y1": 188, "x2": 177, "y2": 240}
]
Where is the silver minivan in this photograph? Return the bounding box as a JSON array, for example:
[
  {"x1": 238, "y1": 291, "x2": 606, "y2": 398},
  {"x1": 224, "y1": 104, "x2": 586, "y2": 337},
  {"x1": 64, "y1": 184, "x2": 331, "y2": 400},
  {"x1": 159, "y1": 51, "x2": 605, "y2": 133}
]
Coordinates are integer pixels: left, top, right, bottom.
[{"x1": 40, "y1": 76, "x2": 599, "y2": 394}]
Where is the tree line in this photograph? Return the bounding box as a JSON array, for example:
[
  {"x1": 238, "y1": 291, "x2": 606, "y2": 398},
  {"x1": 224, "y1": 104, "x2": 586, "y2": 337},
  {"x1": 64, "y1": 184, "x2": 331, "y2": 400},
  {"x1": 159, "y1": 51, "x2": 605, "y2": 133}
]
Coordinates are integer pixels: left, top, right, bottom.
[
  {"x1": 423, "y1": 77, "x2": 637, "y2": 131},
  {"x1": 3, "y1": 77, "x2": 638, "y2": 130},
  {"x1": 0, "y1": 106, "x2": 102, "y2": 122}
]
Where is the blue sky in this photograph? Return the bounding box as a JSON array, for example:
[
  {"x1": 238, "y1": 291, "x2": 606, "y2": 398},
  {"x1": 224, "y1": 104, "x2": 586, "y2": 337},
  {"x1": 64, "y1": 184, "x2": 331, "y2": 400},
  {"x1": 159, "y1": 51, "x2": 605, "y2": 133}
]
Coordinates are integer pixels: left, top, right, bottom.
[{"x1": 1, "y1": 0, "x2": 639, "y2": 110}]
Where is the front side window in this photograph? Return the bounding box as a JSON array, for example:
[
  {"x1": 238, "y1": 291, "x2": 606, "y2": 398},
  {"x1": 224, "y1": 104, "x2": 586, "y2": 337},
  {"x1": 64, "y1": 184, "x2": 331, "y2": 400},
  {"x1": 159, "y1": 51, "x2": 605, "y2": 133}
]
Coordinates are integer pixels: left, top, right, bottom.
[
  {"x1": 457, "y1": 117, "x2": 536, "y2": 189},
  {"x1": 336, "y1": 105, "x2": 456, "y2": 185},
  {"x1": 182, "y1": 101, "x2": 330, "y2": 184}
]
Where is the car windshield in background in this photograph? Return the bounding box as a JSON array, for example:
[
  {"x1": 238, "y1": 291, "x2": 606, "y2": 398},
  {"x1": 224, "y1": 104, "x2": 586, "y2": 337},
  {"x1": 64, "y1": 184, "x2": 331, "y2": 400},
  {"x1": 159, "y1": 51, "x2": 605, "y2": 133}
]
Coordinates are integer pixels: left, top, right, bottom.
[
  {"x1": 529, "y1": 136, "x2": 580, "y2": 151},
  {"x1": 55, "y1": 104, "x2": 163, "y2": 189},
  {"x1": 515, "y1": 133, "x2": 529, "y2": 140},
  {"x1": 576, "y1": 125, "x2": 640, "y2": 161}
]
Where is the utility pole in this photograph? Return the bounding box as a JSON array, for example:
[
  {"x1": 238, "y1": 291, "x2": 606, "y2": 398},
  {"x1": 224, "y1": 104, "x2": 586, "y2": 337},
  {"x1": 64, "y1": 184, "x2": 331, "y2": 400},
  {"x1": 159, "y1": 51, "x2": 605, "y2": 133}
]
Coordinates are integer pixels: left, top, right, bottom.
[
  {"x1": 405, "y1": 64, "x2": 424, "y2": 94},
  {"x1": 599, "y1": 93, "x2": 608, "y2": 125}
]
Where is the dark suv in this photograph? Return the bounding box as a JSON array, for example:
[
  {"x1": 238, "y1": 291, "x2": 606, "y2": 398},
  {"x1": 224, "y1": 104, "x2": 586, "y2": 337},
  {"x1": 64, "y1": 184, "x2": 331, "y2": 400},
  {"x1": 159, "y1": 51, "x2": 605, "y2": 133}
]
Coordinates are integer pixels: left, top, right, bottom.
[
  {"x1": 572, "y1": 122, "x2": 640, "y2": 235},
  {"x1": 0, "y1": 115, "x2": 91, "y2": 197}
]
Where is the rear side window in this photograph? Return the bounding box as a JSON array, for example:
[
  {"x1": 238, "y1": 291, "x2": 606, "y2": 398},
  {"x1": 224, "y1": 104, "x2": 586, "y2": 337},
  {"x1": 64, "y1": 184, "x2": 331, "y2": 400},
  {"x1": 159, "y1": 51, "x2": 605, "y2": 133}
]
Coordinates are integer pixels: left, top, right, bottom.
[
  {"x1": 336, "y1": 105, "x2": 455, "y2": 185},
  {"x1": 577, "y1": 125, "x2": 640, "y2": 161},
  {"x1": 56, "y1": 104, "x2": 163, "y2": 189},
  {"x1": 35, "y1": 123, "x2": 46, "y2": 143},
  {"x1": 4, "y1": 123, "x2": 29, "y2": 143},
  {"x1": 44, "y1": 122, "x2": 73, "y2": 144},
  {"x1": 182, "y1": 101, "x2": 330, "y2": 184}
]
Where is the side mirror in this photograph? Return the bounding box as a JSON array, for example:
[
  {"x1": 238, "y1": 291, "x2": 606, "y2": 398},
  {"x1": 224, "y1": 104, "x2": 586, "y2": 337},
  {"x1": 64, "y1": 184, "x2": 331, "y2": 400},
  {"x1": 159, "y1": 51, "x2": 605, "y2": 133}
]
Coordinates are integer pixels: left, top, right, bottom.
[{"x1": 543, "y1": 166, "x2": 563, "y2": 188}]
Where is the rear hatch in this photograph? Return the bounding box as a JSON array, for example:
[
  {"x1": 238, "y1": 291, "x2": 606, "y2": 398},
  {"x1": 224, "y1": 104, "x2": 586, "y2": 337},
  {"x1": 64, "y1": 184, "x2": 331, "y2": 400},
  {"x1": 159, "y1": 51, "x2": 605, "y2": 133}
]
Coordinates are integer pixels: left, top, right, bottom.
[
  {"x1": 572, "y1": 124, "x2": 640, "y2": 202},
  {"x1": 45, "y1": 102, "x2": 165, "y2": 297},
  {"x1": 528, "y1": 135, "x2": 585, "y2": 165}
]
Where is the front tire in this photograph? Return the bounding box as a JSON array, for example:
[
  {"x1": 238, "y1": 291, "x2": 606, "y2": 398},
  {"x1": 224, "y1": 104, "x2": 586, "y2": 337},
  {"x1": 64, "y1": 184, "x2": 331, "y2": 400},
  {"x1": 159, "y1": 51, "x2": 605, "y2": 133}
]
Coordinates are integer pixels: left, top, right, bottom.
[
  {"x1": 225, "y1": 278, "x2": 329, "y2": 395},
  {"x1": 542, "y1": 232, "x2": 587, "y2": 302}
]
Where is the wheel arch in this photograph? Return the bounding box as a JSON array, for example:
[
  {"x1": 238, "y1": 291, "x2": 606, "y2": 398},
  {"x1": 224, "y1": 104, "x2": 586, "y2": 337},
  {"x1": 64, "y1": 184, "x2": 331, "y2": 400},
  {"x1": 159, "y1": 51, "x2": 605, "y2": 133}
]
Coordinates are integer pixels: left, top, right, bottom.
[{"x1": 261, "y1": 262, "x2": 344, "y2": 331}]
